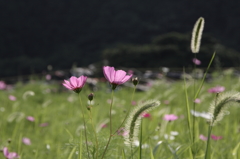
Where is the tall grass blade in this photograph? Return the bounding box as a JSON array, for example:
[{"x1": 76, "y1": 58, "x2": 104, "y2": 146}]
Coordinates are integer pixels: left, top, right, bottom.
[
  {"x1": 194, "y1": 52, "x2": 216, "y2": 99},
  {"x1": 232, "y1": 142, "x2": 240, "y2": 159},
  {"x1": 121, "y1": 149, "x2": 126, "y2": 159},
  {"x1": 68, "y1": 146, "x2": 77, "y2": 159},
  {"x1": 150, "y1": 147, "x2": 155, "y2": 159},
  {"x1": 183, "y1": 68, "x2": 192, "y2": 143}
]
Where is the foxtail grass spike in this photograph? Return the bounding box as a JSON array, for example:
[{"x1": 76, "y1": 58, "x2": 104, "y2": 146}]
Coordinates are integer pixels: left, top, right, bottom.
[
  {"x1": 124, "y1": 100, "x2": 160, "y2": 146},
  {"x1": 208, "y1": 91, "x2": 240, "y2": 126},
  {"x1": 191, "y1": 17, "x2": 205, "y2": 53}
]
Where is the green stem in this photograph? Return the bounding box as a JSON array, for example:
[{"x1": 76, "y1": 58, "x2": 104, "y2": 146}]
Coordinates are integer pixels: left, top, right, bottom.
[
  {"x1": 78, "y1": 94, "x2": 90, "y2": 159},
  {"x1": 101, "y1": 90, "x2": 114, "y2": 159},
  {"x1": 139, "y1": 120, "x2": 143, "y2": 159},
  {"x1": 204, "y1": 125, "x2": 212, "y2": 159},
  {"x1": 205, "y1": 92, "x2": 218, "y2": 159},
  {"x1": 192, "y1": 53, "x2": 197, "y2": 157},
  {"x1": 183, "y1": 68, "x2": 193, "y2": 143},
  {"x1": 88, "y1": 102, "x2": 99, "y2": 159},
  {"x1": 131, "y1": 85, "x2": 136, "y2": 103}
]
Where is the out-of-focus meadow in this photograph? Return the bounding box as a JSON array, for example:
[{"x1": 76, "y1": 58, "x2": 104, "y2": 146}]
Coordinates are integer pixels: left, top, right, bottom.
[{"x1": 1, "y1": 68, "x2": 240, "y2": 158}]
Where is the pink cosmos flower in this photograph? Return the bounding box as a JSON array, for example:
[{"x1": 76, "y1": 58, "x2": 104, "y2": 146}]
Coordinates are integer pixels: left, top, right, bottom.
[
  {"x1": 0, "y1": 81, "x2": 7, "y2": 90},
  {"x1": 3, "y1": 147, "x2": 19, "y2": 159},
  {"x1": 8, "y1": 95, "x2": 16, "y2": 101},
  {"x1": 103, "y1": 66, "x2": 132, "y2": 90},
  {"x1": 63, "y1": 76, "x2": 87, "y2": 93},
  {"x1": 199, "y1": 134, "x2": 208, "y2": 141},
  {"x1": 211, "y1": 135, "x2": 222, "y2": 140},
  {"x1": 22, "y1": 137, "x2": 31, "y2": 145},
  {"x1": 192, "y1": 58, "x2": 201, "y2": 65},
  {"x1": 26, "y1": 116, "x2": 35, "y2": 122},
  {"x1": 163, "y1": 114, "x2": 178, "y2": 121},
  {"x1": 208, "y1": 86, "x2": 225, "y2": 93},
  {"x1": 39, "y1": 123, "x2": 49, "y2": 127},
  {"x1": 141, "y1": 112, "x2": 151, "y2": 118},
  {"x1": 194, "y1": 98, "x2": 201, "y2": 103}
]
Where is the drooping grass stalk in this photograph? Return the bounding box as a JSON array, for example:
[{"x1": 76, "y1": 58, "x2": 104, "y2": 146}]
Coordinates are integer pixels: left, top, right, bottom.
[
  {"x1": 101, "y1": 90, "x2": 114, "y2": 159},
  {"x1": 113, "y1": 80, "x2": 138, "y2": 136},
  {"x1": 88, "y1": 100, "x2": 99, "y2": 159},
  {"x1": 190, "y1": 18, "x2": 205, "y2": 154},
  {"x1": 204, "y1": 93, "x2": 218, "y2": 159},
  {"x1": 208, "y1": 91, "x2": 240, "y2": 126},
  {"x1": 78, "y1": 94, "x2": 90, "y2": 159},
  {"x1": 205, "y1": 91, "x2": 240, "y2": 159},
  {"x1": 124, "y1": 100, "x2": 160, "y2": 147},
  {"x1": 191, "y1": 17, "x2": 204, "y2": 53},
  {"x1": 191, "y1": 17, "x2": 204, "y2": 146}
]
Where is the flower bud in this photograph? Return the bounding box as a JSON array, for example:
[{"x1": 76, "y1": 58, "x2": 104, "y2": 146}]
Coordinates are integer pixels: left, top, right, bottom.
[
  {"x1": 87, "y1": 106, "x2": 91, "y2": 111},
  {"x1": 88, "y1": 93, "x2": 94, "y2": 101},
  {"x1": 132, "y1": 77, "x2": 139, "y2": 86}
]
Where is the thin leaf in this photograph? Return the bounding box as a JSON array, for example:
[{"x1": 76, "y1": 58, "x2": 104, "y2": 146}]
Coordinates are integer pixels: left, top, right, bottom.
[{"x1": 232, "y1": 142, "x2": 240, "y2": 159}]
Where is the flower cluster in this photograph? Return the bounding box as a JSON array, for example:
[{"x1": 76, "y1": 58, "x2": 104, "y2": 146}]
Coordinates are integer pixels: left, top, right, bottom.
[{"x1": 63, "y1": 66, "x2": 133, "y2": 92}]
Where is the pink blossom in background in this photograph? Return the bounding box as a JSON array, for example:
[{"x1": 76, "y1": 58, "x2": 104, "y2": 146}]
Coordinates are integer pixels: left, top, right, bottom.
[
  {"x1": 3, "y1": 147, "x2": 19, "y2": 159},
  {"x1": 208, "y1": 86, "x2": 225, "y2": 93},
  {"x1": 45, "y1": 74, "x2": 51, "y2": 80},
  {"x1": 39, "y1": 123, "x2": 49, "y2": 127},
  {"x1": 211, "y1": 135, "x2": 223, "y2": 140},
  {"x1": 141, "y1": 112, "x2": 151, "y2": 118},
  {"x1": 26, "y1": 116, "x2": 35, "y2": 122},
  {"x1": 22, "y1": 137, "x2": 31, "y2": 145},
  {"x1": 100, "y1": 123, "x2": 107, "y2": 128},
  {"x1": 0, "y1": 81, "x2": 7, "y2": 90},
  {"x1": 163, "y1": 114, "x2": 178, "y2": 121},
  {"x1": 62, "y1": 76, "x2": 87, "y2": 93},
  {"x1": 8, "y1": 95, "x2": 16, "y2": 101},
  {"x1": 192, "y1": 58, "x2": 201, "y2": 65},
  {"x1": 103, "y1": 66, "x2": 132, "y2": 90},
  {"x1": 194, "y1": 98, "x2": 201, "y2": 103},
  {"x1": 131, "y1": 101, "x2": 137, "y2": 105},
  {"x1": 128, "y1": 70, "x2": 134, "y2": 75},
  {"x1": 117, "y1": 127, "x2": 129, "y2": 136},
  {"x1": 55, "y1": 70, "x2": 65, "y2": 77},
  {"x1": 199, "y1": 134, "x2": 223, "y2": 141},
  {"x1": 199, "y1": 134, "x2": 208, "y2": 141},
  {"x1": 164, "y1": 100, "x2": 169, "y2": 105}
]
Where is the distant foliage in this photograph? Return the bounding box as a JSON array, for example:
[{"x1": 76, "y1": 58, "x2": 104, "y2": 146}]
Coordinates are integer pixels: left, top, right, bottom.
[
  {"x1": 1, "y1": 0, "x2": 240, "y2": 76},
  {"x1": 103, "y1": 32, "x2": 240, "y2": 68}
]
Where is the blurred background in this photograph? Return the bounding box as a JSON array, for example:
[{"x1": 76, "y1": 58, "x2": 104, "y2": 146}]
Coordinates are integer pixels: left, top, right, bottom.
[{"x1": 0, "y1": 0, "x2": 240, "y2": 78}]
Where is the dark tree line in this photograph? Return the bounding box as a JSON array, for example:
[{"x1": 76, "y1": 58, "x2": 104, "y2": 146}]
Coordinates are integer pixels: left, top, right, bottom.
[{"x1": 0, "y1": 0, "x2": 240, "y2": 77}]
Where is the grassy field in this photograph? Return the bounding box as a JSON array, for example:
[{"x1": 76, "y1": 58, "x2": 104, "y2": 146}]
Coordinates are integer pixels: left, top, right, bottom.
[{"x1": 1, "y1": 71, "x2": 240, "y2": 159}]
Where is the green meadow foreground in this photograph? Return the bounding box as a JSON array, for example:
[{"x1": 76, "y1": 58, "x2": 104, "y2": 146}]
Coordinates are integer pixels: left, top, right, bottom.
[{"x1": 1, "y1": 71, "x2": 240, "y2": 159}]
